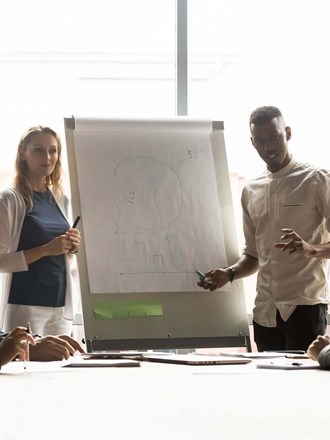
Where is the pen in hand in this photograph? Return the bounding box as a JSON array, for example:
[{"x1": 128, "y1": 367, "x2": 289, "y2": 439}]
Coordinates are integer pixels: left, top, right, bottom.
[
  {"x1": 67, "y1": 216, "x2": 81, "y2": 255},
  {"x1": 195, "y1": 269, "x2": 206, "y2": 281}
]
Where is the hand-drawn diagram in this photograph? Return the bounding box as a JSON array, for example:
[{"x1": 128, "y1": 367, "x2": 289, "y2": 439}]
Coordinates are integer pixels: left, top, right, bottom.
[
  {"x1": 74, "y1": 129, "x2": 227, "y2": 293},
  {"x1": 113, "y1": 156, "x2": 189, "y2": 276},
  {"x1": 113, "y1": 156, "x2": 183, "y2": 230}
]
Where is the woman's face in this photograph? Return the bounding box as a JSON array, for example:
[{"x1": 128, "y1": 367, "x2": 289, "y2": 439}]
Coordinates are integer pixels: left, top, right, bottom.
[{"x1": 21, "y1": 133, "x2": 59, "y2": 179}]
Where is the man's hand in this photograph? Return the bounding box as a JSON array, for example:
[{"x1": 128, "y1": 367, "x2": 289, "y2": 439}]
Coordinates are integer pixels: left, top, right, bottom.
[
  {"x1": 274, "y1": 228, "x2": 317, "y2": 257},
  {"x1": 29, "y1": 335, "x2": 85, "y2": 361},
  {"x1": 197, "y1": 255, "x2": 259, "y2": 292},
  {"x1": 197, "y1": 268, "x2": 232, "y2": 291},
  {"x1": 307, "y1": 335, "x2": 330, "y2": 361}
]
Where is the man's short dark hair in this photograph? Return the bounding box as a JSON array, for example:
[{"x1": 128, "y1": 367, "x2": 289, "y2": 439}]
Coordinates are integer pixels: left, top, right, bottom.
[{"x1": 249, "y1": 106, "x2": 283, "y2": 126}]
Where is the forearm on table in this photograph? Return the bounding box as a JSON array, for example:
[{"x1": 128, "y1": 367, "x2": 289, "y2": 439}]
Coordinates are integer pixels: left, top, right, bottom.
[{"x1": 318, "y1": 345, "x2": 330, "y2": 369}]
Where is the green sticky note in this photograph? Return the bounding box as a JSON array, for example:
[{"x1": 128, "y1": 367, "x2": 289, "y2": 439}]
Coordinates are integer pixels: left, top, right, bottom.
[{"x1": 93, "y1": 299, "x2": 163, "y2": 320}]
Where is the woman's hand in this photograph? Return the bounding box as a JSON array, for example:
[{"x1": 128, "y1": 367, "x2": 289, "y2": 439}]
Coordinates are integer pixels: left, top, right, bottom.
[
  {"x1": 46, "y1": 234, "x2": 74, "y2": 255},
  {"x1": 66, "y1": 228, "x2": 81, "y2": 254},
  {"x1": 24, "y1": 229, "x2": 80, "y2": 265}
]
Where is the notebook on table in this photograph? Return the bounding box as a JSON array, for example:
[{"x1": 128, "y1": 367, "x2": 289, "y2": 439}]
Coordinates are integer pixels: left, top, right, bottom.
[{"x1": 62, "y1": 358, "x2": 140, "y2": 368}]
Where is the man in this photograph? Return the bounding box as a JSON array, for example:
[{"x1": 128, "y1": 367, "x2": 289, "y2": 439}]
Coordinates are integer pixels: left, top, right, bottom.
[
  {"x1": 198, "y1": 105, "x2": 330, "y2": 351},
  {"x1": 0, "y1": 327, "x2": 85, "y2": 368},
  {"x1": 307, "y1": 334, "x2": 330, "y2": 369}
]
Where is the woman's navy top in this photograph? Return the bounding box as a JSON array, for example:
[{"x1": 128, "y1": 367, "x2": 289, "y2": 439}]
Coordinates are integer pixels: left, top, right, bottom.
[{"x1": 8, "y1": 190, "x2": 70, "y2": 307}]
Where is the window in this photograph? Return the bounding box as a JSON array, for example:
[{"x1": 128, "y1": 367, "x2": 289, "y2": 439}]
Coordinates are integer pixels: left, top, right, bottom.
[
  {"x1": 1, "y1": 0, "x2": 329, "y2": 315},
  {"x1": 188, "y1": 0, "x2": 330, "y2": 312},
  {"x1": 0, "y1": 0, "x2": 176, "y2": 185}
]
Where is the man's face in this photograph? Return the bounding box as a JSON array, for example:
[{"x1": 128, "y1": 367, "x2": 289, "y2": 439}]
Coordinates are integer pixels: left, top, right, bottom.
[{"x1": 250, "y1": 116, "x2": 292, "y2": 172}]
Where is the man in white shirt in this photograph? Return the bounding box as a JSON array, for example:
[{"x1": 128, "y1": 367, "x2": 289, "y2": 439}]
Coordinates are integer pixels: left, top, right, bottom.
[{"x1": 198, "y1": 106, "x2": 330, "y2": 351}]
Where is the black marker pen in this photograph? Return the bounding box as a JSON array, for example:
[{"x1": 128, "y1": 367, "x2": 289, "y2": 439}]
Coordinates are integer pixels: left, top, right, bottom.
[{"x1": 72, "y1": 216, "x2": 81, "y2": 228}]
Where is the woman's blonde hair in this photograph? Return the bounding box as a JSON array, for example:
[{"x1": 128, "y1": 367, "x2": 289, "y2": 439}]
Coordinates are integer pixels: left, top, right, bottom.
[{"x1": 14, "y1": 125, "x2": 63, "y2": 211}]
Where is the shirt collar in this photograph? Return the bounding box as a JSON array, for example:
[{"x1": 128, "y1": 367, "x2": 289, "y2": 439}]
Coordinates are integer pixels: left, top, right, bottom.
[{"x1": 266, "y1": 156, "x2": 297, "y2": 178}]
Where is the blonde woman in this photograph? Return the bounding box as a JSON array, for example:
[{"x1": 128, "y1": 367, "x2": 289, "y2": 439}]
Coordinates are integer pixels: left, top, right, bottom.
[{"x1": 0, "y1": 126, "x2": 80, "y2": 336}]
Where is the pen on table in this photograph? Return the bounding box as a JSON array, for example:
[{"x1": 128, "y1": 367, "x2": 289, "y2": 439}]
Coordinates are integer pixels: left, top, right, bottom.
[
  {"x1": 285, "y1": 354, "x2": 307, "y2": 359},
  {"x1": 72, "y1": 216, "x2": 81, "y2": 229},
  {"x1": 24, "y1": 322, "x2": 31, "y2": 369},
  {"x1": 270, "y1": 361, "x2": 303, "y2": 366},
  {"x1": 195, "y1": 269, "x2": 206, "y2": 281}
]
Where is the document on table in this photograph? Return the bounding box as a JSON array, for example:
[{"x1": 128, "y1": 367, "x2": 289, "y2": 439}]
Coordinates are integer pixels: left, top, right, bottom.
[
  {"x1": 62, "y1": 358, "x2": 140, "y2": 368},
  {"x1": 219, "y1": 352, "x2": 308, "y2": 359},
  {"x1": 256, "y1": 360, "x2": 319, "y2": 370}
]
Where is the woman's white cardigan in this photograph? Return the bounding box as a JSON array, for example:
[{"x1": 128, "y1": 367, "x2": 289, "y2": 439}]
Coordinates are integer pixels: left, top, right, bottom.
[{"x1": 0, "y1": 187, "x2": 76, "y2": 328}]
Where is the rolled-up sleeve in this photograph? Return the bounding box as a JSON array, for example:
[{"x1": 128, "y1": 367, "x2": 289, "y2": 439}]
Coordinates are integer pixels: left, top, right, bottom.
[
  {"x1": 0, "y1": 191, "x2": 28, "y2": 273},
  {"x1": 313, "y1": 169, "x2": 330, "y2": 236},
  {"x1": 241, "y1": 187, "x2": 258, "y2": 259}
]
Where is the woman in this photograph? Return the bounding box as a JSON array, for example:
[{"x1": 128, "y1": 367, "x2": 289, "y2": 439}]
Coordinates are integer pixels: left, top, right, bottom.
[{"x1": 0, "y1": 126, "x2": 80, "y2": 336}]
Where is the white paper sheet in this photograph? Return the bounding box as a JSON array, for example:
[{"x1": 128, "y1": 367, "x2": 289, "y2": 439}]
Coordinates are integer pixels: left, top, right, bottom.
[{"x1": 73, "y1": 118, "x2": 227, "y2": 293}]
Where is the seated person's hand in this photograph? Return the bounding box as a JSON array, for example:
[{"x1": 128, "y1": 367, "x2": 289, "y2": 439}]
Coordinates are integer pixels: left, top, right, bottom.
[
  {"x1": 29, "y1": 335, "x2": 85, "y2": 361},
  {"x1": 0, "y1": 327, "x2": 36, "y2": 367},
  {"x1": 307, "y1": 335, "x2": 330, "y2": 361}
]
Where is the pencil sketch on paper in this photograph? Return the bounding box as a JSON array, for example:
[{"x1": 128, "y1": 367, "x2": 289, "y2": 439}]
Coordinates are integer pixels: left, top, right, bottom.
[
  {"x1": 75, "y1": 135, "x2": 227, "y2": 293},
  {"x1": 113, "y1": 156, "x2": 187, "y2": 276},
  {"x1": 113, "y1": 156, "x2": 183, "y2": 230}
]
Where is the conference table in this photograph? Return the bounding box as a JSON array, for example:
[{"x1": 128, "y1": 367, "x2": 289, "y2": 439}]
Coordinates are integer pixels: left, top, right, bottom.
[{"x1": 1, "y1": 355, "x2": 327, "y2": 440}]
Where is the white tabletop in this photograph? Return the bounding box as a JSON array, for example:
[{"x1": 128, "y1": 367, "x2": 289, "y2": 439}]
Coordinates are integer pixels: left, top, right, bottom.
[{"x1": 0, "y1": 357, "x2": 327, "y2": 440}]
